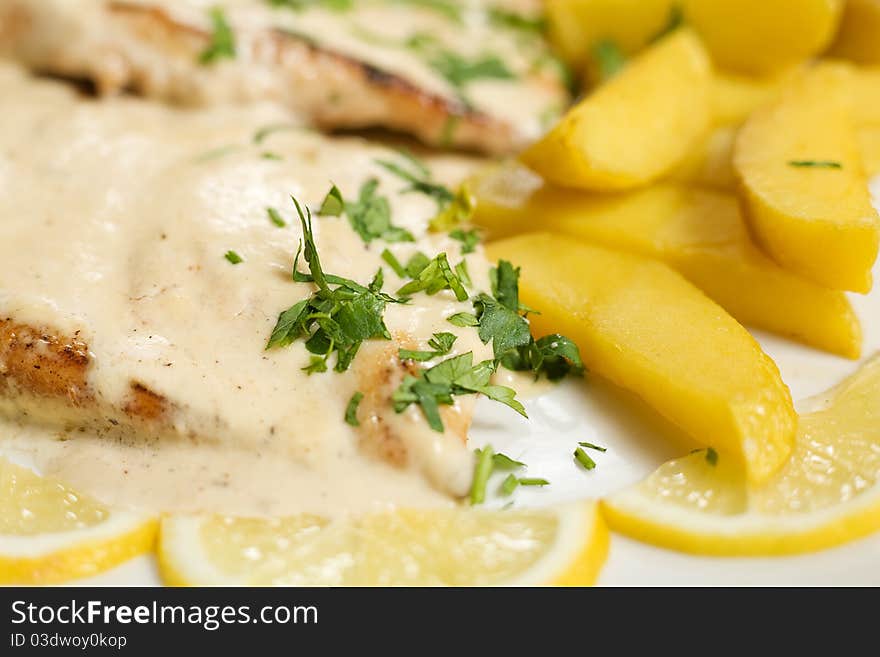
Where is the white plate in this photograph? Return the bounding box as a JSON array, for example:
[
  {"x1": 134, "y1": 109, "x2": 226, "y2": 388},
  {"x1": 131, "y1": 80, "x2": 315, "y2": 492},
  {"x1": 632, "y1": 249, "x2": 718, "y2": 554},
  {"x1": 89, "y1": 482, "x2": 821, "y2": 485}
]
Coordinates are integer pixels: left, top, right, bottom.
[{"x1": 69, "y1": 179, "x2": 880, "y2": 586}]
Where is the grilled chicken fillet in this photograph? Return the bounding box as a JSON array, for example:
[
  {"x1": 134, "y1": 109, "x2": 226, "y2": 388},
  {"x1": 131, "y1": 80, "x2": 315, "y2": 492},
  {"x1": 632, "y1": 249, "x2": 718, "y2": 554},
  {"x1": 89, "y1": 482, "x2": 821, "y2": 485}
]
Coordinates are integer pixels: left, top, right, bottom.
[
  {"x1": 0, "y1": 63, "x2": 493, "y2": 496},
  {"x1": 0, "y1": 0, "x2": 569, "y2": 154}
]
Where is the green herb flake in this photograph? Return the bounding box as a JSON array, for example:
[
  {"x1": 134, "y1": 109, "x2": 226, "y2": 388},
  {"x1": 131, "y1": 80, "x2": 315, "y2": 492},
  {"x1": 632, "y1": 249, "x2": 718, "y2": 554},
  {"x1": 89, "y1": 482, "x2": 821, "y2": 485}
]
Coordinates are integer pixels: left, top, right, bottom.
[
  {"x1": 592, "y1": 39, "x2": 626, "y2": 82},
  {"x1": 267, "y1": 207, "x2": 286, "y2": 227},
  {"x1": 381, "y1": 249, "x2": 407, "y2": 278},
  {"x1": 345, "y1": 391, "x2": 364, "y2": 426},
  {"x1": 399, "y1": 331, "x2": 458, "y2": 362},
  {"x1": 574, "y1": 447, "x2": 597, "y2": 471},
  {"x1": 393, "y1": 352, "x2": 526, "y2": 433},
  {"x1": 429, "y1": 51, "x2": 516, "y2": 90},
  {"x1": 397, "y1": 252, "x2": 468, "y2": 301},
  {"x1": 518, "y1": 478, "x2": 550, "y2": 487},
  {"x1": 266, "y1": 196, "x2": 404, "y2": 372},
  {"x1": 493, "y1": 453, "x2": 526, "y2": 470},
  {"x1": 501, "y1": 473, "x2": 519, "y2": 496},
  {"x1": 447, "y1": 312, "x2": 480, "y2": 327},
  {"x1": 318, "y1": 184, "x2": 345, "y2": 216},
  {"x1": 199, "y1": 7, "x2": 236, "y2": 65},
  {"x1": 253, "y1": 123, "x2": 301, "y2": 144},
  {"x1": 706, "y1": 447, "x2": 719, "y2": 466},
  {"x1": 578, "y1": 442, "x2": 607, "y2": 453},
  {"x1": 224, "y1": 250, "x2": 244, "y2": 264},
  {"x1": 450, "y1": 228, "x2": 481, "y2": 254},
  {"x1": 341, "y1": 179, "x2": 415, "y2": 243},
  {"x1": 788, "y1": 160, "x2": 843, "y2": 169},
  {"x1": 470, "y1": 446, "x2": 495, "y2": 505}
]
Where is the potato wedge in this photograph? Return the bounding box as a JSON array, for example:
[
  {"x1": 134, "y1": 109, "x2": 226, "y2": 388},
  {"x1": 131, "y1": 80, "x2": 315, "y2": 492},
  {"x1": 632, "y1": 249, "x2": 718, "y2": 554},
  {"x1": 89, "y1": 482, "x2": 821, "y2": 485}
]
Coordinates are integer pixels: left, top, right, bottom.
[
  {"x1": 681, "y1": 0, "x2": 844, "y2": 75},
  {"x1": 860, "y1": 126, "x2": 880, "y2": 177},
  {"x1": 851, "y1": 66, "x2": 880, "y2": 126},
  {"x1": 711, "y1": 70, "x2": 794, "y2": 126},
  {"x1": 734, "y1": 67, "x2": 880, "y2": 293},
  {"x1": 472, "y1": 165, "x2": 861, "y2": 358},
  {"x1": 520, "y1": 29, "x2": 711, "y2": 191},
  {"x1": 545, "y1": 0, "x2": 675, "y2": 70},
  {"x1": 668, "y1": 126, "x2": 738, "y2": 190},
  {"x1": 829, "y1": 0, "x2": 880, "y2": 65},
  {"x1": 487, "y1": 233, "x2": 797, "y2": 483}
]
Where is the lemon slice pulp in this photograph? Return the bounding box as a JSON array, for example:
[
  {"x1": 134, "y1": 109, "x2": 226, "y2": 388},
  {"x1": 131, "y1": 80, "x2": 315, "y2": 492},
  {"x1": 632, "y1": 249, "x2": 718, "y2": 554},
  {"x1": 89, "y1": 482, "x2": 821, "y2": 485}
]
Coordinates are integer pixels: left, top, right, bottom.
[
  {"x1": 159, "y1": 501, "x2": 608, "y2": 586},
  {"x1": 0, "y1": 458, "x2": 157, "y2": 583},
  {"x1": 602, "y1": 355, "x2": 880, "y2": 555}
]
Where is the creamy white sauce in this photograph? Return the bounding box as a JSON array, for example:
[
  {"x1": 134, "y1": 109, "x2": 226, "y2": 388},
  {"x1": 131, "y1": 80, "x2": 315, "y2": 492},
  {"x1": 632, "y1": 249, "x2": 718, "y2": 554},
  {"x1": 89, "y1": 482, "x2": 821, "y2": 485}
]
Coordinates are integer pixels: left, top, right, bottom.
[{"x1": 0, "y1": 63, "x2": 502, "y2": 515}]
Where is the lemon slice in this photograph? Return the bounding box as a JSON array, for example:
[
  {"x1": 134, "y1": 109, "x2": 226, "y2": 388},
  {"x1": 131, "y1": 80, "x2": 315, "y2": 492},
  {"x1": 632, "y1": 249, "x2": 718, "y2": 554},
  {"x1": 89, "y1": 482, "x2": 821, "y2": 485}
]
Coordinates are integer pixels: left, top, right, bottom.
[
  {"x1": 602, "y1": 355, "x2": 880, "y2": 555},
  {"x1": 158, "y1": 502, "x2": 608, "y2": 586},
  {"x1": 0, "y1": 458, "x2": 157, "y2": 583}
]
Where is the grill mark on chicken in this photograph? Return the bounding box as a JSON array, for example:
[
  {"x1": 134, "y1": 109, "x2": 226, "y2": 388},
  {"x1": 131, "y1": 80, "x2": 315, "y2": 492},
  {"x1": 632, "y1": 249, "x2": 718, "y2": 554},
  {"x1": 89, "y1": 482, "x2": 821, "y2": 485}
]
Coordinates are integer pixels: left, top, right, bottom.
[{"x1": 0, "y1": 1, "x2": 537, "y2": 153}]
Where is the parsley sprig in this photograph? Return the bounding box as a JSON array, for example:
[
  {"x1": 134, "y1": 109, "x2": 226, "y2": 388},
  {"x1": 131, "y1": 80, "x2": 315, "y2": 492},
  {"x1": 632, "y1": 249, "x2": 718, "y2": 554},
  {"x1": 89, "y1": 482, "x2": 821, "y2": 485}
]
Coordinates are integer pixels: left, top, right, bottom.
[
  {"x1": 266, "y1": 197, "x2": 404, "y2": 373},
  {"x1": 319, "y1": 181, "x2": 415, "y2": 244},
  {"x1": 375, "y1": 154, "x2": 474, "y2": 232},
  {"x1": 199, "y1": 8, "x2": 236, "y2": 64},
  {"x1": 399, "y1": 332, "x2": 457, "y2": 362},
  {"x1": 469, "y1": 261, "x2": 585, "y2": 381},
  {"x1": 393, "y1": 352, "x2": 526, "y2": 433}
]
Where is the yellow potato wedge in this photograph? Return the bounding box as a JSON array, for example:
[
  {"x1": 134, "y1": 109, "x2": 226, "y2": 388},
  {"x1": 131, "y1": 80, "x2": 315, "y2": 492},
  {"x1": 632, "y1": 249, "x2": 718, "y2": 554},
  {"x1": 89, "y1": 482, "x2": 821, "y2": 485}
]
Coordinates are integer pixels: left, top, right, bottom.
[
  {"x1": 734, "y1": 67, "x2": 880, "y2": 293},
  {"x1": 860, "y1": 126, "x2": 880, "y2": 177},
  {"x1": 487, "y1": 233, "x2": 797, "y2": 483},
  {"x1": 829, "y1": 0, "x2": 880, "y2": 65},
  {"x1": 668, "y1": 126, "x2": 738, "y2": 190},
  {"x1": 711, "y1": 70, "x2": 794, "y2": 126},
  {"x1": 851, "y1": 66, "x2": 880, "y2": 126},
  {"x1": 520, "y1": 29, "x2": 711, "y2": 191},
  {"x1": 681, "y1": 0, "x2": 844, "y2": 75},
  {"x1": 472, "y1": 165, "x2": 861, "y2": 358},
  {"x1": 545, "y1": 0, "x2": 675, "y2": 70}
]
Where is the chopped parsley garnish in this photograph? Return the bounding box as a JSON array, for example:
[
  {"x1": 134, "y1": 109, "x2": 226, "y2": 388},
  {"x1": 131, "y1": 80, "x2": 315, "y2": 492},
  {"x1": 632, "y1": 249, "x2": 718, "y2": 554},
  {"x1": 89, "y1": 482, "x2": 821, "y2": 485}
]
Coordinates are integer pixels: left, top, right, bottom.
[
  {"x1": 493, "y1": 453, "x2": 526, "y2": 470},
  {"x1": 393, "y1": 352, "x2": 526, "y2": 433},
  {"x1": 519, "y1": 478, "x2": 550, "y2": 487},
  {"x1": 397, "y1": 252, "x2": 469, "y2": 301},
  {"x1": 501, "y1": 473, "x2": 519, "y2": 496},
  {"x1": 450, "y1": 228, "x2": 480, "y2": 254},
  {"x1": 472, "y1": 260, "x2": 584, "y2": 380},
  {"x1": 321, "y1": 181, "x2": 415, "y2": 244},
  {"x1": 574, "y1": 447, "x2": 597, "y2": 471},
  {"x1": 261, "y1": 151, "x2": 283, "y2": 161},
  {"x1": 470, "y1": 445, "x2": 495, "y2": 505},
  {"x1": 788, "y1": 160, "x2": 843, "y2": 169},
  {"x1": 488, "y1": 8, "x2": 546, "y2": 34},
  {"x1": 706, "y1": 447, "x2": 718, "y2": 466},
  {"x1": 224, "y1": 250, "x2": 244, "y2": 264},
  {"x1": 344, "y1": 391, "x2": 363, "y2": 426},
  {"x1": 318, "y1": 184, "x2": 345, "y2": 216},
  {"x1": 253, "y1": 123, "x2": 301, "y2": 144},
  {"x1": 267, "y1": 207, "x2": 286, "y2": 227},
  {"x1": 381, "y1": 248, "x2": 407, "y2": 277},
  {"x1": 501, "y1": 474, "x2": 549, "y2": 496},
  {"x1": 376, "y1": 155, "x2": 455, "y2": 207},
  {"x1": 429, "y1": 51, "x2": 516, "y2": 91},
  {"x1": 199, "y1": 8, "x2": 236, "y2": 65},
  {"x1": 454, "y1": 259, "x2": 471, "y2": 287},
  {"x1": 266, "y1": 197, "x2": 404, "y2": 372},
  {"x1": 474, "y1": 292, "x2": 532, "y2": 360},
  {"x1": 267, "y1": 0, "x2": 353, "y2": 11},
  {"x1": 592, "y1": 39, "x2": 626, "y2": 81},
  {"x1": 399, "y1": 331, "x2": 457, "y2": 362},
  {"x1": 447, "y1": 312, "x2": 479, "y2": 327},
  {"x1": 578, "y1": 442, "x2": 607, "y2": 453}
]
